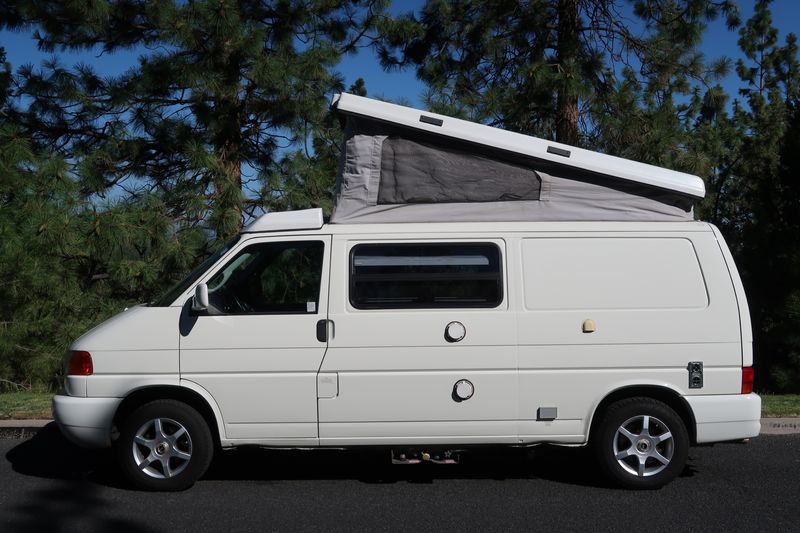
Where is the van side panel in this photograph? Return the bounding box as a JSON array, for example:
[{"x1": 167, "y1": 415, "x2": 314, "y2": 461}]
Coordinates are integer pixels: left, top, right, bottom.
[
  {"x1": 514, "y1": 229, "x2": 743, "y2": 442},
  {"x1": 710, "y1": 224, "x2": 753, "y2": 367},
  {"x1": 318, "y1": 234, "x2": 519, "y2": 445}
]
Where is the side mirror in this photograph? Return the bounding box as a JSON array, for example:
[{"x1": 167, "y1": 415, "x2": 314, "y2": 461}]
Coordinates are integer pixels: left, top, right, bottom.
[{"x1": 192, "y1": 283, "x2": 209, "y2": 312}]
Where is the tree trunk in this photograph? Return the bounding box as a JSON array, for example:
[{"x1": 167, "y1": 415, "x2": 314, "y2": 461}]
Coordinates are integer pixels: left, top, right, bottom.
[
  {"x1": 212, "y1": 93, "x2": 244, "y2": 241},
  {"x1": 555, "y1": 0, "x2": 579, "y2": 145}
]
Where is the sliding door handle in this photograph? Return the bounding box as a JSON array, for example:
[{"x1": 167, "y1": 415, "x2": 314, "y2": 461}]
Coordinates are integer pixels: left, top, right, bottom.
[{"x1": 316, "y1": 319, "x2": 333, "y2": 342}]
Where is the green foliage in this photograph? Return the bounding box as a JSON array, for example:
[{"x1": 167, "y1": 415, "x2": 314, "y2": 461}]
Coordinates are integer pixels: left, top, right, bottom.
[
  {"x1": 711, "y1": 1, "x2": 800, "y2": 392},
  {"x1": 1, "y1": 1, "x2": 800, "y2": 393},
  {"x1": 377, "y1": 0, "x2": 737, "y2": 146},
  {"x1": 0, "y1": 124, "x2": 208, "y2": 388},
  {"x1": 3, "y1": 0, "x2": 384, "y2": 237},
  {"x1": 0, "y1": 2, "x2": 382, "y2": 388},
  {"x1": 1, "y1": 126, "x2": 103, "y2": 388}
]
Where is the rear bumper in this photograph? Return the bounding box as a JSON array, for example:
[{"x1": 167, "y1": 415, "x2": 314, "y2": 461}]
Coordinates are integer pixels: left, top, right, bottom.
[
  {"x1": 686, "y1": 393, "x2": 761, "y2": 444},
  {"x1": 52, "y1": 394, "x2": 121, "y2": 448}
]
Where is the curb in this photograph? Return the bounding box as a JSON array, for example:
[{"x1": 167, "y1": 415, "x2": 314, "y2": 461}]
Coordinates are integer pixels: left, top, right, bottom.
[
  {"x1": 0, "y1": 419, "x2": 53, "y2": 440},
  {"x1": 1, "y1": 418, "x2": 799, "y2": 438},
  {"x1": 760, "y1": 417, "x2": 800, "y2": 435},
  {"x1": 0, "y1": 419, "x2": 52, "y2": 429}
]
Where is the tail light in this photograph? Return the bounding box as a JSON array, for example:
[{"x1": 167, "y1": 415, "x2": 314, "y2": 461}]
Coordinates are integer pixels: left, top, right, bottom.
[
  {"x1": 68, "y1": 351, "x2": 93, "y2": 376},
  {"x1": 741, "y1": 366, "x2": 754, "y2": 394}
]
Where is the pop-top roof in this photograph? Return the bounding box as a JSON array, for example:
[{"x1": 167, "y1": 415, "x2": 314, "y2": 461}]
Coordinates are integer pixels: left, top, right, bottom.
[
  {"x1": 331, "y1": 93, "x2": 705, "y2": 199},
  {"x1": 327, "y1": 93, "x2": 703, "y2": 224}
]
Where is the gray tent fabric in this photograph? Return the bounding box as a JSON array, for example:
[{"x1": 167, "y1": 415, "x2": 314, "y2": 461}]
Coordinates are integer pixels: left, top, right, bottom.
[
  {"x1": 330, "y1": 116, "x2": 695, "y2": 223},
  {"x1": 379, "y1": 137, "x2": 541, "y2": 203}
]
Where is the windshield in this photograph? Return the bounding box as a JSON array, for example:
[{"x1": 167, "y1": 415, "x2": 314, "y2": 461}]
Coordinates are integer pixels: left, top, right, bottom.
[{"x1": 150, "y1": 236, "x2": 241, "y2": 307}]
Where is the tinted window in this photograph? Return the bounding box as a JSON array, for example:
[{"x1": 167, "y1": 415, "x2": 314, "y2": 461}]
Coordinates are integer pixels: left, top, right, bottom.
[
  {"x1": 150, "y1": 236, "x2": 241, "y2": 307},
  {"x1": 350, "y1": 243, "x2": 502, "y2": 309},
  {"x1": 207, "y1": 241, "x2": 324, "y2": 314}
]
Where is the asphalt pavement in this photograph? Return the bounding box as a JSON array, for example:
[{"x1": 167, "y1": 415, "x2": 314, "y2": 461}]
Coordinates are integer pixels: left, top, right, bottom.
[{"x1": 1, "y1": 423, "x2": 798, "y2": 532}]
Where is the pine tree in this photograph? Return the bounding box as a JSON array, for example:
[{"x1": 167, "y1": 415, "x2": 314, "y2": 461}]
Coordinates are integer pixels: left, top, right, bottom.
[
  {"x1": 2, "y1": 0, "x2": 383, "y2": 241},
  {"x1": 0, "y1": 2, "x2": 384, "y2": 388},
  {"x1": 724, "y1": 0, "x2": 800, "y2": 391},
  {"x1": 0, "y1": 64, "x2": 196, "y2": 388},
  {"x1": 377, "y1": 0, "x2": 738, "y2": 146},
  {"x1": 0, "y1": 122, "x2": 101, "y2": 388}
]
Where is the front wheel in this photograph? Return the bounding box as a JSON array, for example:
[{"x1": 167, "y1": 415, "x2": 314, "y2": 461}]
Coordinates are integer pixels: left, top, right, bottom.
[
  {"x1": 116, "y1": 400, "x2": 214, "y2": 491},
  {"x1": 592, "y1": 397, "x2": 689, "y2": 489}
]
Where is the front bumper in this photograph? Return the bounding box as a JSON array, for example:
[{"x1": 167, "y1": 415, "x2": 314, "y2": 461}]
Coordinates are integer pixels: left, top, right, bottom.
[
  {"x1": 52, "y1": 394, "x2": 122, "y2": 448},
  {"x1": 686, "y1": 393, "x2": 761, "y2": 444}
]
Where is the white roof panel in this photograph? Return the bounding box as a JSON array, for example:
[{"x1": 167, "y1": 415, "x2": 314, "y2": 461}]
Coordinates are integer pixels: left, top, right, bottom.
[
  {"x1": 242, "y1": 208, "x2": 324, "y2": 233},
  {"x1": 331, "y1": 93, "x2": 705, "y2": 199}
]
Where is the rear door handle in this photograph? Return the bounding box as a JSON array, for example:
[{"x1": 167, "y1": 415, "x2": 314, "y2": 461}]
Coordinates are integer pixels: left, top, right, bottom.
[{"x1": 316, "y1": 319, "x2": 333, "y2": 342}]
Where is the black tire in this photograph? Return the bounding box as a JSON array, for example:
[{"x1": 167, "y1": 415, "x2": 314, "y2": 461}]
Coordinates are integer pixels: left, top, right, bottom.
[
  {"x1": 592, "y1": 397, "x2": 689, "y2": 490},
  {"x1": 116, "y1": 399, "x2": 214, "y2": 491}
]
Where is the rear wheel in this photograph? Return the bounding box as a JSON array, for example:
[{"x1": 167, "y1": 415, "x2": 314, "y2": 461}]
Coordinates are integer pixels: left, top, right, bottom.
[
  {"x1": 593, "y1": 397, "x2": 688, "y2": 489},
  {"x1": 116, "y1": 400, "x2": 214, "y2": 491}
]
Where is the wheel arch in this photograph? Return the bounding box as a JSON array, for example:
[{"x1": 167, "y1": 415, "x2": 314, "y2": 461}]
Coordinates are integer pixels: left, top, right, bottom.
[
  {"x1": 588, "y1": 385, "x2": 697, "y2": 445},
  {"x1": 113, "y1": 383, "x2": 224, "y2": 448}
]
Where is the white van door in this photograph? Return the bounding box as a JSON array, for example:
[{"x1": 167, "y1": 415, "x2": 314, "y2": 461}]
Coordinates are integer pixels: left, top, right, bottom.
[
  {"x1": 318, "y1": 237, "x2": 518, "y2": 446},
  {"x1": 179, "y1": 235, "x2": 331, "y2": 443}
]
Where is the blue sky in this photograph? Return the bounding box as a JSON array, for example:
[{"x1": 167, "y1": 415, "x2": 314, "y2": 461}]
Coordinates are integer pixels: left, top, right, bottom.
[{"x1": 1, "y1": 1, "x2": 798, "y2": 109}]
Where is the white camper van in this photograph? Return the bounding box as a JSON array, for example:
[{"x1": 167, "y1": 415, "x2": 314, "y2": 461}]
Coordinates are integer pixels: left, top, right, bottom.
[{"x1": 53, "y1": 94, "x2": 760, "y2": 491}]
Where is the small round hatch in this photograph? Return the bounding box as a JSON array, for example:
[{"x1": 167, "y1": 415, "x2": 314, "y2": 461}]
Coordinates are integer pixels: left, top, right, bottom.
[
  {"x1": 444, "y1": 321, "x2": 466, "y2": 343},
  {"x1": 453, "y1": 379, "x2": 474, "y2": 401}
]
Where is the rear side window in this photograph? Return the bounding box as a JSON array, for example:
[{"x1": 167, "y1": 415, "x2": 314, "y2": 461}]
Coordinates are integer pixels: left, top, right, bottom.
[{"x1": 350, "y1": 243, "x2": 502, "y2": 309}]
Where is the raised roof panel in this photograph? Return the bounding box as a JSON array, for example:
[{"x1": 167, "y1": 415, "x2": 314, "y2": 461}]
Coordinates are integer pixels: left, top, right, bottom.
[
  {"x1": 331, "y1": 93, "x2": 705, "y2": 199},
  {"x1": 242, "y1": 208, "x2": 324, "y2": 233}
]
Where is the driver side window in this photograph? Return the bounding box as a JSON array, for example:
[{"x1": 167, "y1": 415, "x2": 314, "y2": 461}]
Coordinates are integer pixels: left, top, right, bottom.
[{"x1": 207, "y1": 240, "x2": 324, "y2": 315}]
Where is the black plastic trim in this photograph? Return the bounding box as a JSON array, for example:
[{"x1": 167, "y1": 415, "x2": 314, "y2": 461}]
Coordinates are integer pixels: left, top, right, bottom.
[
  {"x1": 419, "y1": 115, "x2": 444, "y2": 126},
  {"x1": 547, "y1": 146, "x2": 571, "y2": 157},
  {"x1": 316, "y1": 319, "x2": 328, "y2": 342}
]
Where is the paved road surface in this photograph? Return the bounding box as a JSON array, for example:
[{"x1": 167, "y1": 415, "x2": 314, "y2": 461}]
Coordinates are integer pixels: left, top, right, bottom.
[{"x1": 1, "y1": 424, "x2": 798, "y2": 532}]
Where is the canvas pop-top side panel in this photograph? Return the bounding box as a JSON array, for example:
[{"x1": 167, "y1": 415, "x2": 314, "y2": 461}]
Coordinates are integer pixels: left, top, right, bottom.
[{"x1": 330, "y1": 115, "x2": 695, "y2": 223}]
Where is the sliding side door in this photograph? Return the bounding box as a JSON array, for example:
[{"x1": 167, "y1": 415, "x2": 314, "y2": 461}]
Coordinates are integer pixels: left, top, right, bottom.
[{"x1": 318, "y1": 235, "x2": 518, "y2": 446}]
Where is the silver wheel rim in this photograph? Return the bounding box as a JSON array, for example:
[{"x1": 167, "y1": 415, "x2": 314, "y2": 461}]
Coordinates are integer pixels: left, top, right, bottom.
[
  {"x1": 613, "y1": 414, "x2": 674, "y2": 478},
  {"x1": 132, "y1": 417, "x2": 193, "y2": 479}
]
